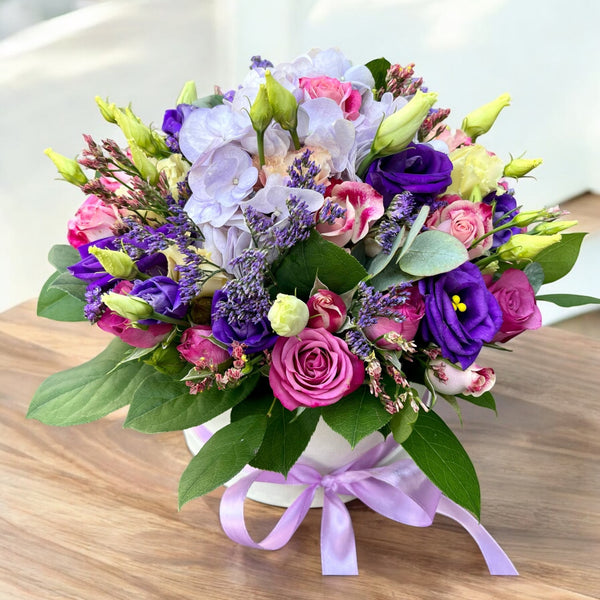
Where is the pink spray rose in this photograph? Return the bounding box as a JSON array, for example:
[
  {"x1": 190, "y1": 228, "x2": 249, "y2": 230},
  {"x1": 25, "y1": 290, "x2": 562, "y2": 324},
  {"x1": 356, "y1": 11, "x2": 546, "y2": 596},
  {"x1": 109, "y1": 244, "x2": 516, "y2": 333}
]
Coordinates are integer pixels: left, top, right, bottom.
[
  {"x1": 269, "y1": 328, "x2": 364, "y2": 410},
  {"x1": 363, "y1": 286, "x2": 425, "y2": 349},
  {"x1": 427, "y1": 359, "x2": 496, "y2": 397},
  {"x1": 177, "y1": 325, "x2": 230, "y2": 367},
  {"x1": 316, "y1": 181, "x2": 384, "y2": 247},
  {"x1": 427, "y1": 195, "x2": 493, "y2": 259},
  {"x1": 96, "y1": 280, "x2": 172, "y2": 347},
  {"x1": 299, "y1": 76, "x2": 362, "y2": 121},
  {"x1": 67, "y1": 195, "x2": 122, "y2": 249},
  {"x1": 306, "y1": 290, "x2": 347, "y2": 332},
  {"x1": 487, "y1": 269, "x2": 542, "y2": 342}
]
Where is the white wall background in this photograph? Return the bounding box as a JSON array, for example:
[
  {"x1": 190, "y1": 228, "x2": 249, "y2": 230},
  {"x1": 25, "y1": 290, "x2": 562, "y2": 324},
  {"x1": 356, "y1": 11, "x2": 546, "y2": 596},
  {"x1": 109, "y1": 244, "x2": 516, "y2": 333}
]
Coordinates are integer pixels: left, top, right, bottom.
[{"x1": 1, "y1": 0, "x2": 598, "y2": 313}]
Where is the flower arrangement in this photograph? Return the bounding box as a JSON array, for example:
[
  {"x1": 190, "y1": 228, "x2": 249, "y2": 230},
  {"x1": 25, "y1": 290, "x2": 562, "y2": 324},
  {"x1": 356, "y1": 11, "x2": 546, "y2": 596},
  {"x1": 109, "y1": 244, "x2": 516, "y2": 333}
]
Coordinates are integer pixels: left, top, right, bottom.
[{"x1": 29, "y1": 49, "x2": 597, "y2": 574}]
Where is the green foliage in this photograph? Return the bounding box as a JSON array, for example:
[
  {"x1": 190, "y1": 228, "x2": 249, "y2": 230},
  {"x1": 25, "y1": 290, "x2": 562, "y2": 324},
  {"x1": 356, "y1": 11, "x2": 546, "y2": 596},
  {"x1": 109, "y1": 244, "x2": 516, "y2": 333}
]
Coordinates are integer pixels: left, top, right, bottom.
[
  {"x1": 37, "y1": 271, "x2": 86, "y2": 322},
  {"x1": 178, "y1": 414, "x2": 268, "y2": 508},
  {"x1": 365, "y1": 57, "x2": 391, "y2": 91},
  {"x1": 534, "y1": 232, "x2": 586, "y2": 284},
  {"x1": 273, "y1": 230, "x2": 368, "y2": 298},
  {"x1": 321, "y1": 386, "x2": 392, "y2": 448},
  {"x1": 390, "y1": 401, "x2": 420, "y2": 444},
  {"x1": 401, "y1": 410, "x2": 481, "y2": 518},
  {"x1": 27, "y1": 339, "x2": 152, "y2": 425},
  {"x1": 457, "y1": 391, "x2": 497, "y2": 413},
  {"x1": 536, "y1": 293, "x2": 600, "y2": 307},
  {"x1": 523, "y1": 262, "x2": 545, "y2": 294}
]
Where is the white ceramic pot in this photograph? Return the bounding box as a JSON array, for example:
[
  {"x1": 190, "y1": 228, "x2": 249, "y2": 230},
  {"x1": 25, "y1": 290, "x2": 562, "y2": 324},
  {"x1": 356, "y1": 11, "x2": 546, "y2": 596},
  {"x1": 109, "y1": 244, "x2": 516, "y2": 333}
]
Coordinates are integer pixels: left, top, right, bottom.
[{"x1": 184, "y1": 413, "x2": 407, "y2": 508}]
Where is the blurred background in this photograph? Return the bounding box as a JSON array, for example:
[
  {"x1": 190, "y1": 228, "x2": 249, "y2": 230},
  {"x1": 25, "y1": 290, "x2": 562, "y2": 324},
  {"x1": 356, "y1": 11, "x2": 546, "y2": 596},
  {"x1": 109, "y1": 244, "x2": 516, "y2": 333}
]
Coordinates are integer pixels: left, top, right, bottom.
[{"x1": 1, "y1": 0, "x2": 598, "y2": 326}]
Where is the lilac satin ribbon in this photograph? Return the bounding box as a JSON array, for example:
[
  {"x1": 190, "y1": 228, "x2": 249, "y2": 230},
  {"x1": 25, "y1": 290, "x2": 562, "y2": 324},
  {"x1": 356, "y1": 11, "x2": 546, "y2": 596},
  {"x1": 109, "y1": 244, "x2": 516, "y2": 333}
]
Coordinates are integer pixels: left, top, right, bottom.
[{"x1": 191, "y1": 426, "x2": 518, "y2": 576}]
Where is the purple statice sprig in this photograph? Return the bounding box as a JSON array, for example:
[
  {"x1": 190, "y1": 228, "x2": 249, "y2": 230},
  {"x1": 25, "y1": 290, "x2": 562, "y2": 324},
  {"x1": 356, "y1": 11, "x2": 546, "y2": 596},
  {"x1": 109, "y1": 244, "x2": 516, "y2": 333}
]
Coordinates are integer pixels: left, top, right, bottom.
[
  {"x1": 250, "y1": 55, "x2": 274, "y2": 70},
  {"x1": 375, "y1": 191, "x2": 416, "y2": 253},
  {"x1": 353, "y1": 281, "x2": 409, "y2": 329}
]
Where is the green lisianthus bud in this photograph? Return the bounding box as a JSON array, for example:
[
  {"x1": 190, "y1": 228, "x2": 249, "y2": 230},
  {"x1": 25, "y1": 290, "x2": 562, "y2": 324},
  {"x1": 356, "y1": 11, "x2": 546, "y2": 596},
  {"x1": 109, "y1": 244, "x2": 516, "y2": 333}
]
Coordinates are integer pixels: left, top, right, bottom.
[
  {"x1": 176, "y1": 80, "x2": 198, "y2": 105},
  {"x1": 264, "y1": 70, "x2": 298, "y2": 132},
  {"x1": 129, "y1": 142, "x2": 159, "y2": 184},
  {"x1": 250, "y1": 84, "x2": 273, "y2": 134},
  {"x1": 503, "y1": 157, "x2": 543, "y2": 178},
  {"x1": 498, "y1": 233, "x2": 562, "y2": 261},
  {"x1": 507, "y1": 209, "x2": 547, "y2": 228},
  {"x1": 89, "y1": 247, "x2": 138, "y2": 279},
  {"x1": 461, "y1": 93, "x2": 511, "y2": 141},
  {"x1": 114, "y1": 108, "x2": 168, "y2": 157},
  {"x1": 267, "y1": 294, "x2": 309, "y2": 337},
  {"x1": 101, "y1": 292, "x2": 154, "y2": 322},
  {"x1": 44, "y1": 148, "x2": 88, "y2": 186},
  {"x1": 372, "y1": 90, "x2": 438, "y2": 156},
  {"x1": 532, "y1": 220, "x2": 578, "y2": 235},
  {"x1": 95, "y1": 96, "x2": 118, "y2": 124}
]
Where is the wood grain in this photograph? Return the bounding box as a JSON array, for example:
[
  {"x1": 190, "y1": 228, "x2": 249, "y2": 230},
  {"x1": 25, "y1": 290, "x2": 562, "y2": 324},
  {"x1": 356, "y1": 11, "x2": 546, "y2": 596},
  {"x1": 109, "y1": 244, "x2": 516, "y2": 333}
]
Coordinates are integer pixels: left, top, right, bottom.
[{"x1": 1, "y1": 299, "x2": 599, "y2": 599}]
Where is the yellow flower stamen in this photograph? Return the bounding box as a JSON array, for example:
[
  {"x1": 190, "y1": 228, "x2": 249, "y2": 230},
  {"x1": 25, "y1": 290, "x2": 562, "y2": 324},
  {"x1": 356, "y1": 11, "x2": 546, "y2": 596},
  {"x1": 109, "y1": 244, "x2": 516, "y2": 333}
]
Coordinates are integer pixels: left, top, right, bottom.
[{"x1": 452, "y1": 294, "x2": 467, "y2": 313}]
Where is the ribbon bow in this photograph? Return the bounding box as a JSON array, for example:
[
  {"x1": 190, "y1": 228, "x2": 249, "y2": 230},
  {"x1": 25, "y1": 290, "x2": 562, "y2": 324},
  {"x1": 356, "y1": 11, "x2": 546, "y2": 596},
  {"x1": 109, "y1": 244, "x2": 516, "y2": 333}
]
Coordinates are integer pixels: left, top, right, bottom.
[{"x1": 194, "y1": 427, "x2": 518, "y2": 576}]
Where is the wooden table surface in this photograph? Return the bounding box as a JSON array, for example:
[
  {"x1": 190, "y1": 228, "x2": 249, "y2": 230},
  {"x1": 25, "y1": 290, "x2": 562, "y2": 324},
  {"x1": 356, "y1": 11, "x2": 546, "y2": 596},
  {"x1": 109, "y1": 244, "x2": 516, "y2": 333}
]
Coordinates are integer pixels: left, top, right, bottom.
[{"x1": 1, "y1": 300, "x2": 598, "y2": 600}]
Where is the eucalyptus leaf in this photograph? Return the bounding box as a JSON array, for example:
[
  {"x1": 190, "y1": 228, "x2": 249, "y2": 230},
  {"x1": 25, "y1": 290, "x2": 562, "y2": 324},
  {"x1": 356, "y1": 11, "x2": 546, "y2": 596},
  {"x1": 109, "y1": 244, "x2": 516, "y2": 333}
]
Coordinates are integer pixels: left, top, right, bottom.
[
  {"x1": 401, "y1": 410, "x2": 481, "y2": 518},
  {"x1": 124, "y1": 373, "x2": 260, "y2": 433},
  {"x1": 523, "y1": 262, "x2": 545, "y2": 294},
  {"x1": 37, "y1": 271, "x2": 86, "y2": 322},
  {"x1": 398, "y1": 230, "x2": 468, "y2": 277},
  {"x1": 536, "y1": 293, "x2": 600, "y2": 307},
  {"x1": 273, "y1": 230, "x2": 368, "y2": 298},
  {"x1": 397, "y1": 205, "x2": 430, "y2": 260},
  {"x1": 27, "y1": 339, "x2": 151, "y2": 425},
  {"x1": 178, "y1": 414, "x2": 268, "y2": 508},
  {"x1": 50, "y1": 270, "x2": 88, "y2": 302},
  {"x1": 48, "y1": 244, "x2": 81, "y2": 271},
  {"x1": 192, "y1": 94, "x2": 224, "y2": 108},
  {"x1": 534, "y1": 232, "x2": 587, "y2": 284},
  {"x1": 321, "y1": 386, "x2": 392, "y2": 448},
  {"x1": 370, "y1": 262, "x2": 416, "y2": 291},
  {"x1": 367, "y1": 226, "x2": 406, "y2": 276}
]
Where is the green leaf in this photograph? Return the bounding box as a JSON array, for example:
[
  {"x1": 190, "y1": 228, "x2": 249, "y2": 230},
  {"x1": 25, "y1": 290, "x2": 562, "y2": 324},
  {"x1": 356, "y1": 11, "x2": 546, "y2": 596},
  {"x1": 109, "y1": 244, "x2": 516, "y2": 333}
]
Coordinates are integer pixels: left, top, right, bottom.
[
  {"x1": 321, "y1": 386, "x2": 392, "y2": 448},
  {"x1": 367, "y1": 226, "x2": 406, "y2": 276},
  {"x1": 534, "y1": 232, "x2": 587, "y2": 284},
  {"x1": 523, "y1": 261, "x2": 545, "y2": 294},
  {"x1": 48, "y1": 244, "x2": 80, "y2": 271},
  {"x1": 178, "y1": 414, "x2": 268, "y2": 508},
  {"x1": 536, "y1": 293, "x2": 600, "y2": 307},
  {"x1": 27, "y1": 339, "x2": 152, "y2": 425},
  {"x1": 273, "y1": 230, "x2": 368, "y2": 298},
  {"x1": 192, "y1": 94, "x2": 224, "y2": 108},
  {"x1": 398, "y1": 230, "x2": 469, "y2": 277},
  {"x1": 50, "y1": 270, "x2": 88, "y2": 302},
  {"x1": 37, "y1": 271, "x2": 86, "y2": 322},
  {"x1": 397, "y1": 205, "x2": 430, "y2": 260},
  {"x1": 233, "y1": 398, "x2": 320, "y2": 475},
  {"x1": 390, "y1": 401, "x2": 420, "y2": 444},
  {"x1": 401, "y1": 410, "x2": 481, "y2": 518},
  {"x1": 124, "y1": 373, "x2": 260, "y2": 433},
  {"x1": 457, "y1": 391, "x2": 497, "y2": 413},
  {"x1": 365, "y1": 57, "x2": 391, "y2": 90},
  {"x1": 370, "y1": 261, "x2": 416, "y2": 291}
]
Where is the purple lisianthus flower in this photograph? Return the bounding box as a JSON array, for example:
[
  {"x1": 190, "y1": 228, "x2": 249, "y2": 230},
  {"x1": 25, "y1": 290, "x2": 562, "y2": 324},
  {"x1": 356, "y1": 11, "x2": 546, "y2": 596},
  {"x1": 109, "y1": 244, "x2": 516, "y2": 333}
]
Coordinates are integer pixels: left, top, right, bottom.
[
  {"x1": 365, "y1": 143, "x2": 453, "y2": 209},
  {"x1": 211, "y1": 290, "x2": 278, "y2": 353},
  {"x1": 418, "y1": 262, "x2": 503, "y2": 369},
  {"x1": 68, "y1": 236, "x2": 118, "y2": 286},
  {"x1": 162, "y1": 103, "x2": 198, "y2": 152},
  {"x1": 482, "y1": 190, "x2": 521, "y2": 248},
  {"x1": 130, "y1": 276, "x2": 187, "y2": 324}
]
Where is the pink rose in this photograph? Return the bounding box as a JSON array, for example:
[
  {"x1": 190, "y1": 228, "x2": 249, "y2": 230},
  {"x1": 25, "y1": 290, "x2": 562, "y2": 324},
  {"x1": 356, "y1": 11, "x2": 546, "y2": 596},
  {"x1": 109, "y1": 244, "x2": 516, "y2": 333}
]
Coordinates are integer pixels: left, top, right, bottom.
[
  {"x1": 269, "y1": 328, "x2": 364, "y2": 410},
  {"x1": 299, "y1": 76, "x2": 362, "y2": 121},
  {"x1": 434, "y1": 127, "x2": 472, "y2": 152},
  {"x1": 427, "y1": 359, "x2": 495, "y2": 397},
  {"x1": 97, "y1": 311, "x2": 172, "y2": 348},
  {"x1": 427, "y1": 195, "x2": 493, "y2": 259},
  {"x1": 67, "y1": 195, "x2": 122, "y2": 249},
  {"x1": 177, "y1": 325, "x2": 230, "y2": 367},
  {"x1": 316, "y1": 181, "x2": 384, "y2": 247},
  {"x1": 306, "y1": 290, "x2": 347, "y2": 332},
  {"x1": 487, "y1": 269, "x2": 542, "y2": 342},
  {"x1": 363, "y1": 286, "x2": 425, "y2": 349}
]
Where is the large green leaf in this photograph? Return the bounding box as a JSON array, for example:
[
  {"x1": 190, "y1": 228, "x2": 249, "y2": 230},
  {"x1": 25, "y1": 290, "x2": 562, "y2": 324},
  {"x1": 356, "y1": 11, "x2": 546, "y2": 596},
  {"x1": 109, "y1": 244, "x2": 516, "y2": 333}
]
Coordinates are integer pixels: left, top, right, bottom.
[
  {"x1": 389, "y1": 401, "x2": 420, "y2": 444},
  {"x1": 365, "y1": 57, "x2": 391, "y2": 90},
  {"x1": 370, "y1": 261, "x2": 416, "y2": 291},
  {"x1": 536, "y1": 293, "x2": 600, "y2": 307},
  {"x1": 178, "y1": 414, "x2": 268, "y2": 508},
  {"x1": 273, "y1": 230, "x2": 368, "y2": 298},
  {"x1": 534, "y1": 232, "x2": 587, "y2": 284},
  {"x1": 401, "y1": 410, "x2": 481, "y2": 518},
  {"x1": 232, "y1": 397, "x2": 321, "y2": 475},
  {"x1": 398, "y1": 230, "x2": 468, "y2": 277},
  {"x1": 457, "y1": 391, "x2": 497, "y2": 413},
  {"x1": 48, "y1": 244, "x2": 80, "y2": 271},
  {"x1": 50, "y1": 270, "x2": 88, "y2": 302},
  {"x1": 37, "y1": 271, "x2": 86, "y2": 322},
  {"x1": 124, "y1": 373, "x2": 260, "y2": 433},
  {"x1": 321, "y1": 386, "x2": 392, "y2": 448},
  {"x1": 27, "y1": 339, "x2": 152, "y2": 425}
]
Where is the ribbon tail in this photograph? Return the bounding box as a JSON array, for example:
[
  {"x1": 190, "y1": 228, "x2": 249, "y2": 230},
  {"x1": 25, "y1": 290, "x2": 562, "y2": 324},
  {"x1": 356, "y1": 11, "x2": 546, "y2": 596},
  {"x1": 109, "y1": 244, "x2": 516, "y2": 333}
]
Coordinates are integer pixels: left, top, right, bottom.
[
  {"x1": 320, "y1": 491, "x2": 358, "y2": 576},
  {"x1": 436, "y1": 496, "x2": 518, "y2": 576}
]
